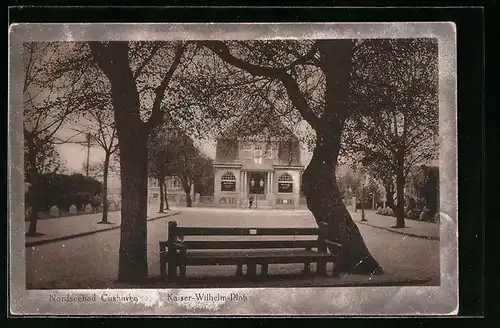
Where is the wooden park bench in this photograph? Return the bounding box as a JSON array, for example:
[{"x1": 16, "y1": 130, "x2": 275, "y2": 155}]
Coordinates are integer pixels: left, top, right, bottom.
[{"x1": 159, "y1": 220, "x2": 343, "y2": 281}]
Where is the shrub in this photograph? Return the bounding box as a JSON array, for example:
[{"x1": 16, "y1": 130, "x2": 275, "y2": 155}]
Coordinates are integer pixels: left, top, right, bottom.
[
  {"x1": 380, "y1": 207, "x2": 395, "y2": 216},
  {"x1": 26, "y1": 173, "x2": 103, "y2": 212},
  {"x1": 407, "y1": 208, "x2": 423, "y2": 220},
  {"x1": 69, "y1": 205, "x2": 78, "y2": 215},
  {"x1": 84, "y1": 204, "x2": 93, "y2": 214},
  {"x1": 49, "y1": 206, "x2": 59, "y2": 218}
]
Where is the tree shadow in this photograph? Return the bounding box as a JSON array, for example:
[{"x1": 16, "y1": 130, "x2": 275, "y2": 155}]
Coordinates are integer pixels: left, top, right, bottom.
[{"x1": 25, "y1": 232, "x2": 45, "y2": 237}]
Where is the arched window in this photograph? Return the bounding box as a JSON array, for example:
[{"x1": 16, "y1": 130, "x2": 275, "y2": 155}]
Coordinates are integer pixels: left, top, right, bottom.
[
  {"x1": 278, "y1": 173, "x2": 294, "y2": 193},
  {"x1": 221, "y1": 172, "x2": 237, "y2": 191}
]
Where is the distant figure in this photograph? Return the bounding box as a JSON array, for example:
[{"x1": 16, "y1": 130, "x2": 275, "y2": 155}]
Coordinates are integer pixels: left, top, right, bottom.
[{"x1": 249, "y1": 196, "x2": 254, "y2": 209}]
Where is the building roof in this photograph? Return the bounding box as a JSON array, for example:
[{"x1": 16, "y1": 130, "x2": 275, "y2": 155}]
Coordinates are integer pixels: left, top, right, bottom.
[{"x1": 218, "y1": 107, "x2": 299, "y2": 142}]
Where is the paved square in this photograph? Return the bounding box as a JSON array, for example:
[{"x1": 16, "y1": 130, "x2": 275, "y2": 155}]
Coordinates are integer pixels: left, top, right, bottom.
[{"x1": 25, "y1": 208, "x2": 440, "y2": 288}]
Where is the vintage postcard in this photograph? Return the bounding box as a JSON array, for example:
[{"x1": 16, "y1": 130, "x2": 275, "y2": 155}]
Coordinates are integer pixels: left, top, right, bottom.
[{"x1": 8, "y1": 22, "x2": 457, "y2": 316}]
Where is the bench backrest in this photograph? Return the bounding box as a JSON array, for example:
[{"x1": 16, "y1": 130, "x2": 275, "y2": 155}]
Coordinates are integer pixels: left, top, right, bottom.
[
  {"x1": 166, "y1": 220, "x2": 327, "y2": 251},
  {"x1": 176, "y1": 227, "x2": 320, "y2": 236}
]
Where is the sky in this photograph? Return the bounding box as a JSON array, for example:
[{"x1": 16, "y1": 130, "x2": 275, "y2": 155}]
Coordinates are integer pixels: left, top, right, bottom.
[
  {"x1": 55, "y1": 116, "x2": 314, "y2": 174},
  {"x1": 56, "y1": 135, "x2": 218, "y2": 174},
  {"x1": 57, "y1": 137, "x2": 313, "y2": 174},
  {"x1": 56, "y1": 134, "x2": 315, "y2": 176}
]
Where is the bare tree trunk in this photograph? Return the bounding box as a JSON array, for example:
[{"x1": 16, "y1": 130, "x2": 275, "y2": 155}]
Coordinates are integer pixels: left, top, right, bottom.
[
  {"x1": 26, "y1": 203, "x2": 39, "y2": 236},
  {"x1": 99, "y1": 153, "x2": 111, "y2": 224},
  {"x1": 302, "y1": 40, "x2": 383, "y2": 275},
  {"x1": 109, "y1": 65, "x2": 149, "y2": 283},
  {"x1": 384, "y1": 180, "x2": 396, "y2": 211},
  {"x1": 163, "y1": 181, "x2": 170, "y2": 210},
  {"x1": 395, "y1": 174, "x2": 406, "y2": 228},
  {"x1": 203, "y1": 39, "x2": 383, "y2": 275},
  {"x1": 117, "y1": 131, "x2": 149, "y2": 282},
  {"x1": 182, "y1": 177, "x2": 192, "y2": 207},
  {"x1": 303, "y1": 135, "x2": 383, "y2": 275},
  {"x1": 395, "y1": 149, "x2": 406, "y2": 228},
  {"x1": 158, "y1": 176, "x2": 165, "y2": 213},
  {"x1": 88, "y1": 41, "x2": 184, "y2": 283},
  {"x1": 26, "y1": 182, "x2": 40, "y2": 236},
  {"x1": 25, "y1": 132, "x2": 41, "y2": 237}
]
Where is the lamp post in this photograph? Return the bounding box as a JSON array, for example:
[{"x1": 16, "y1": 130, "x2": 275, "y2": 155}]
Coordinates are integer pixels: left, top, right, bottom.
[
  {"x1": 347, "y1": 186, "x2": 354, "y2": 212},
  {"x1": 361, "y1": 175, "x2": 368, "y2": 222},
  {"x1": 250, "y1": 178, "x2": 256, "y2": 208},
  {"x1": 259, "y1": 178, "x2": 265, "y2": 209},
  {"x1": 86, "y1": 132, "x2": 91, "y2": 177},
  {"x1": 361, "y1": 185, "x2": 366, "y2": 221}
]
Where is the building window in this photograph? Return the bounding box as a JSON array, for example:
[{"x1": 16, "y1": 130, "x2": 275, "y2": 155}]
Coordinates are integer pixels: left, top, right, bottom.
[
  {"x1": 242, "y1": 143, "x2": 268, "y2": 163},
  {"x1": 166, "y1": 177, "x2": 181, "y2": 189},
  {"x1": 265, "y1": 145, "x2": 274, "y2": 159},
  {"x1": 242, "y1": 142, "x2": 253, "y2": 159},
  {"x1": 221, "y1": 172, "x2": 236, "y2": 191},
  {"x1": 240, "y1": 142, "x2": 251, "y2": 150},
  {"x1": 278, "y1": 173, "x2": 294, "y2": 193},
  {"x1": 253, "y1": 145, "x2": 263, "y2": 164}
]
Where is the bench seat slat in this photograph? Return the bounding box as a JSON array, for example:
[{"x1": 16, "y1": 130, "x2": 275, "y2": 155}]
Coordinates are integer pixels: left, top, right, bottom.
[
  {"x1": 176, "y1": 227, "x2": 319, "y2": 236},
  {"x1": 182, "y1": 240, "x2": 319, "y2": 249},
  {"x1": 178, "y1": 250, "x2": 336, "y2": 266}
]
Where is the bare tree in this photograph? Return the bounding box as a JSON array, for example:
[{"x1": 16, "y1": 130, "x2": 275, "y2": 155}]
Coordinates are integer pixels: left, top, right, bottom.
[
  {"x1": 23, "y1": 42, "x2": 99, "y2": 236},
  {"x1": 69, "y1": 106, "x2": 119, "y2": 224},
  {"x1": 201, "y1": 40, "x2": 384, "y2": 274},
  {"x1": 87, "y1": 41, "x2": 187, "y2": 282},
  {"x1": 149, "y1": 123, "x2": 208, "y2": 208},
  {"x1": 148, "y1": 124, "x2": 177, "y2": 213},
  {"x1": 346, "y1": 38, "x2": 439, "y2": 228},
  {"x1": 169, "y1": 135, "x2": 208, "y2": 208}
]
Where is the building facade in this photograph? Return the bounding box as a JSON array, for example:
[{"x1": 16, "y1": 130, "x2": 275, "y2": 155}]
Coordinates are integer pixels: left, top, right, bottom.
[
  {"x1": 213, "y1": 138, "x2": 304, "y2": 209},
  {"x1": 148, "y1": 176, "x2": 194, "y2": 205}
]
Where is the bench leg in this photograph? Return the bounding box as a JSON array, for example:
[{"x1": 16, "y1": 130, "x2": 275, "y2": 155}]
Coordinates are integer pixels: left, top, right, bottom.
[
  {"x1": 160, "y1": 256, "x2": 166, "y2": 278},
  {"x1": 247, "y1": 263, "x2": 257, "y2": 278},
  {"x1": 303, "y1": 262, "x2": 311, "y2": 275},
  {"x1": 317, "y1": 261, "x2": 327, "y2": 276},
  {"x1": 331, "y1": 263, "x2": 340, "y2": 278},
  {"x1": 168, "y1": 262, "x2": 177, "y2": 280},
  {"x1": 261, "y1": 264, "x2": 268, "y2": 276},
  {"x1": 179, "y1": 264, "x2": 187, "y2": 280},
  {"x1": 236, "y1": 264, "x2": 244, "y2": 276}
]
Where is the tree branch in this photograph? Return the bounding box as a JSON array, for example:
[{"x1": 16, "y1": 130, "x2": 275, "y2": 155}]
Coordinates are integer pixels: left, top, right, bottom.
[
  {"x1": 201, "y1": 41, "x2": 321, "y2": 129},
  {"x1": 88, "y1": 42, "x2": 113, "y2": 78},
  {"x1": 201, "y1": 41, "x2": 284, "y2": 78},
  {"x1": 145, "y1": 42, "x2": 187, "y2": 133},
  {"x1": 133, "y1": 43, "x2": 161, "y2": 80}
]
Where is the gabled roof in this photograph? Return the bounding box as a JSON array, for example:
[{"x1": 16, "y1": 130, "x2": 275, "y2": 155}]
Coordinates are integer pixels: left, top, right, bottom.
[{"x1": 218, "y1": 108, "x2": 299, "y2": 142}]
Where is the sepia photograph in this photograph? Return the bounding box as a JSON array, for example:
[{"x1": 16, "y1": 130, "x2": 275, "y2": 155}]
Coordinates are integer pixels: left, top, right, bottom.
[{"x1": 9, "y1": 22, "x2": 458, "y2": 315}]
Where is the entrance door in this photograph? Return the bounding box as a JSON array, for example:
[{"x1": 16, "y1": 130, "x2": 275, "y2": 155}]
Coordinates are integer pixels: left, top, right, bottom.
[{"x1": 249, "y1": 172, "x2": 266, "y2": 199}]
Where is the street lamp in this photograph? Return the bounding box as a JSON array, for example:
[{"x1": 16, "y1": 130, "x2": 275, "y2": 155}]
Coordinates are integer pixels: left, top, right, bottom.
[
  {"x1": 361, "y1": 175, "x2": 368, "y2": 222},
  {"x1": 86, "y1": 133, "x2": 92, "y2": 177}
]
